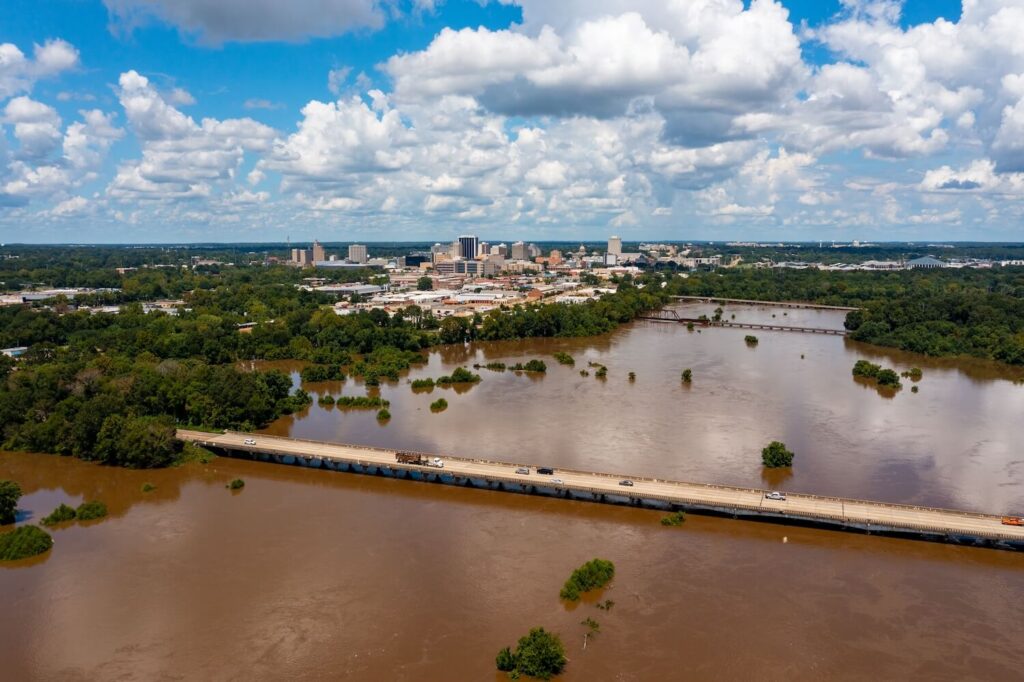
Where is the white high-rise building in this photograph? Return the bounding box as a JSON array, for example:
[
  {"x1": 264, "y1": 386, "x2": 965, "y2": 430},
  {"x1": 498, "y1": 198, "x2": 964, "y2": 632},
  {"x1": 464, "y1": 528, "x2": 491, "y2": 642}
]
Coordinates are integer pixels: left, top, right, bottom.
[
  {"x1": 511, "y1": 241, "x2": 526, "y2": 260},
  {"x1": 348, "y1": 244, "x2": 368, "y2": 264},
  {"x1": 608, "y1": 235, "x2": 622, "y2": 256},
  {"x1": 478, "y1": 241, "x2": 490, "y2": 258}
]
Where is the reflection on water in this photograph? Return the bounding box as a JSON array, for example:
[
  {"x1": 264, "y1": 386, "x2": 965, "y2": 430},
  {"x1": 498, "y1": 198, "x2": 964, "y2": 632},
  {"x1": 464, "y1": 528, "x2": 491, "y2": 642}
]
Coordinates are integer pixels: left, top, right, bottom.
[
  {"x1": 3, "y1": 302, "x2": 1023, "y2": 679},
  {"x1": 260, "y1": 303, "x2": 1024, "y2": 515},
  {"x1": 1, "y1": 450, "x2": 1023, "y2": 680}
]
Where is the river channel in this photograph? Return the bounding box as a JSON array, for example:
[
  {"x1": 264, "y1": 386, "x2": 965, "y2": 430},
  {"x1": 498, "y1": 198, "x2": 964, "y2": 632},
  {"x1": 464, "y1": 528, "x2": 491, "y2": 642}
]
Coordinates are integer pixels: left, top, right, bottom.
[{"x1": 2, "y1": 302, "x2": 1023, "y2": 680}]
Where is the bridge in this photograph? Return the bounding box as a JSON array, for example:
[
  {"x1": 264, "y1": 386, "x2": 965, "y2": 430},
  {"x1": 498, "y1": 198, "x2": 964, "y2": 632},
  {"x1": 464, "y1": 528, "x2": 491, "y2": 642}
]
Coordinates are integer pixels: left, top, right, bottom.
[
  {"x1": 670, "y1": 295, "x2": 860, "y2": 311},
  {"x1": 178, "y1": 429, "x2": 1024, "y2": 550},
  {"x1": 638, "y1": 309, "x2": 849, "y2": 335}
]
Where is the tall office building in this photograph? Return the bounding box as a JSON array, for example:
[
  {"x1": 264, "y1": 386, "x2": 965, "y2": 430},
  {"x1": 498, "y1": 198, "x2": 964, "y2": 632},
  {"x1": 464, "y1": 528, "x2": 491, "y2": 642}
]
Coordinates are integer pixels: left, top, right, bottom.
[
  {"x1": 348, "y1": 244, "x2": 368, "y2": 264},
  {"x1": 510, "y1": 241, "x2": 526, "y2": 260},
  {"x1": 458, "y1": 235, "x2": 479, "y2": 260},
  {"x1": 608, "y1": 235, "x2": 622, "y2": 256},
  {"x1": 312, "y1": 240, "x2": 325, "y2": 263},
  {"x1": 478, "y1": 241, "x2": 490, "y2": 258}
]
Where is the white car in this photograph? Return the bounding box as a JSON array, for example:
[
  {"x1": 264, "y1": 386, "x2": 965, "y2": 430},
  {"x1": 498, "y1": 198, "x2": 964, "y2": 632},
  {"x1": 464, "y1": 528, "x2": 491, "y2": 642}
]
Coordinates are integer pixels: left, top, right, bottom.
[
  {"x1": 765, "y1": 491, "x2": 786, "y2": 501},
  {"x1": 243, "y1": 438, "x2": 257, "y2": 446},
  {"x1": 428, "y1": 457, "x2": 444, "y2": 468},
  {"x1": 550, "y1": 478, "x2": 564, "y2": 485}
]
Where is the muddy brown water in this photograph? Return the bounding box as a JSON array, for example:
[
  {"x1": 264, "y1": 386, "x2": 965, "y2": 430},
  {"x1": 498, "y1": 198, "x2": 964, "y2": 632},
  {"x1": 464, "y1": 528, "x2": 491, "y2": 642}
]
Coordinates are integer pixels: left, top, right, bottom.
[{"x1": 3, "y1": 303, "x2": 1024, "y2": 680}]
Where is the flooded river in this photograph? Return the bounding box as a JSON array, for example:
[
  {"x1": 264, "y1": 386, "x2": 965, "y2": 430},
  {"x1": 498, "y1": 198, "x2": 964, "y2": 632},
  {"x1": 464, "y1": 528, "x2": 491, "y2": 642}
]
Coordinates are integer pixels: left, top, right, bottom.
[{"x1": 3, "y1": 303, "x2": 1024, "y2": 680}]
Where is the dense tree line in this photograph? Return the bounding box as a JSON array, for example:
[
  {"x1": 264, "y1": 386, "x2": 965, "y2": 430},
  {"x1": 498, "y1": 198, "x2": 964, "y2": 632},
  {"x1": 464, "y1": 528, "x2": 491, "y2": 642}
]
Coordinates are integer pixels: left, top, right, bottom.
[
  {"x1": 670, "y1": 269, "x2": 1024, "y2": 365},
  {"x1": 0, "y1": 355, "x2": 304, "y2": 467}
]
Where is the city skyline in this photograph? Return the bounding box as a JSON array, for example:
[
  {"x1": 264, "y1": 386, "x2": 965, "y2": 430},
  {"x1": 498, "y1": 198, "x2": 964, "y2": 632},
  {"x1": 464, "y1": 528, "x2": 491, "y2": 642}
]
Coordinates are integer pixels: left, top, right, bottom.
[{"x1": 5, "y1": 0, "x2": 1024, "y2": 244}]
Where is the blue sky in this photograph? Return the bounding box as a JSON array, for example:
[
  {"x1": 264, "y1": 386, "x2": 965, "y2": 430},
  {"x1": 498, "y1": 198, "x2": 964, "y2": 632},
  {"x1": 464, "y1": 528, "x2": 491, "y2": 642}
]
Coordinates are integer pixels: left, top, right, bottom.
[{"x1": 1, "y1": 0, "x2": 1020, "y2": 243}]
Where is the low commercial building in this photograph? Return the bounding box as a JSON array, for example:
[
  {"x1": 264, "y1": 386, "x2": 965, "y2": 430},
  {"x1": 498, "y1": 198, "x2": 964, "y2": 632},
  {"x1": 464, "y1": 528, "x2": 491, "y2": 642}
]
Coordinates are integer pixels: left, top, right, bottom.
[{"x1": 907, "y1": 256, "x2": 946, "y2": 269}]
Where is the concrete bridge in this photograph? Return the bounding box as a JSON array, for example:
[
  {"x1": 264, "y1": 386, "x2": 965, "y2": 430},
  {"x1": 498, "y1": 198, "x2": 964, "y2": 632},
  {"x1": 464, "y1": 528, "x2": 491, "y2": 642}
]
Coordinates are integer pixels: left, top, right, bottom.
[
  {"x1": 638, "y1": 309, "x2": 849, "y2": 335},
  {"x1": 671, "y1": 295, "x2": 860, "y2": 311},
  {"x1": 178, "y1": 429, "x2": 1024, "y2": 551}
]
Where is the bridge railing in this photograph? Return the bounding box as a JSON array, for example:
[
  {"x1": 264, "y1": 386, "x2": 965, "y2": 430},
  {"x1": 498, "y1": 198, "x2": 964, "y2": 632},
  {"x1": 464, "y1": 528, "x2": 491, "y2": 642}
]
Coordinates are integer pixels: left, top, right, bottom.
[{"x1": 180, "y1": 430, "x2": 1004, "y2": 524}]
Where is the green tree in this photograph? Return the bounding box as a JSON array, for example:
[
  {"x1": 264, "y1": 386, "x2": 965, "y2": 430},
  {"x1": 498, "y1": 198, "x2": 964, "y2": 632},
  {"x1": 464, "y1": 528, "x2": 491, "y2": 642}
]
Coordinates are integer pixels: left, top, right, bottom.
[
  {"x1": 76, "y1": 501, "x2": 108, "y2": 521},
  {"x1": 42, "y1": 503, "x2": 77, "y2": 526},
  {"x1": 496, "y1": 627, "x2": 567, "y2": 680},
  {"x1": 761, "y1": 441, "x2": 794, "y2": 468},
  {"x1": 875, "y1": 368, "x2": 901, "y2": 387},
  {"x1": 560, "y1": 558, "x2": 615, "y2": 601},
  {"x1": 0, "y1": 525, "x2": 53, "y2": 561},
  {"x1": 523, "y1": 359, "x2": 547, "y2": 373},
  {"x1": 0, "y1": 354, "x2": 14, "y2": 381},
  {"x1": 681, "y1": 368, "x2": 692, "y2": 383},
  {"x1": 514, "y1": 628, "x2": 567, "y2": 680},
  {"x1": 496, "y1": 647, "x2": 515, "y2": 673},
  {"x1": 95, "y1": 415, "x2": 179, "y2": 468},
  {"x1": 0, "y1": 480, "x2": 22, "y2": 525},
  {"x1": 416, "y1": 276, "x2": 433, "y2": 291},
  {"x1": 438, "y1": 316, "x2": 471, "y2": 344}
]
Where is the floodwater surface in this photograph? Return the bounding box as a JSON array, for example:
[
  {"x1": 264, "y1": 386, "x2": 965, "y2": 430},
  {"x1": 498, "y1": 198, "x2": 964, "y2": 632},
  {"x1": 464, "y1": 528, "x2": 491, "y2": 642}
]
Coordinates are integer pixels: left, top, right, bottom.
[
  {"x1": 3, "y1": 303, "x2": 1024, "y2": 680},
  {"x1": 265, "y1": 303, "x2": 1024, "y2": 514}
]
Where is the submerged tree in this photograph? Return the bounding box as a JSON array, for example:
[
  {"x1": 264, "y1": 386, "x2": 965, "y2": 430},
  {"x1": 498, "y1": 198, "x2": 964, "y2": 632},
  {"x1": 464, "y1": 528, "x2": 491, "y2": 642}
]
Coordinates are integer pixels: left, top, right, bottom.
[
  {"x1": 761, "y1": 441, "x2": 794, "y2": 468},
  {"x1": 495, "y1": 627, "x2": 567, "y2": 680},
  {"x1": 0, "y1": 480, "x2": 22, "y2": 525}
]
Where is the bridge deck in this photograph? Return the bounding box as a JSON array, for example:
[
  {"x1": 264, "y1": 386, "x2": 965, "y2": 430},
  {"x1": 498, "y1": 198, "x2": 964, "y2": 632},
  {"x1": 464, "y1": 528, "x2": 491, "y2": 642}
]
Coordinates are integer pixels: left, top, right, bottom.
[{"x1": 178, "y1": 430, "x2": 1024, "y2": 547}]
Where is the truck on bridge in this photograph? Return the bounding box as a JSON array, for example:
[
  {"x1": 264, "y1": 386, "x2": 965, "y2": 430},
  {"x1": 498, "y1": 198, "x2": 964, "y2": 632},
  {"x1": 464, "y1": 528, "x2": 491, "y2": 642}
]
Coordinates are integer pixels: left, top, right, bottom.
[{"x1": 395, "y1": 452, "x2": 444, "y2": 468}]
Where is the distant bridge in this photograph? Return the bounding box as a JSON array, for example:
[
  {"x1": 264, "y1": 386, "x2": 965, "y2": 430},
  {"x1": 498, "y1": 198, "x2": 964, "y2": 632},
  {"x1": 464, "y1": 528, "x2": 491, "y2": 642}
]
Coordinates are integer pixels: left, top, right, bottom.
[
  {"x1": 178, "y1": 429, "x2": 1024, "y2": 551},
  {"x1": 639, "y1": 309, "x2": 849, "y2": 335},
  {"x1": 670, "y1": 295, "x2": 860, "y2": 311}
]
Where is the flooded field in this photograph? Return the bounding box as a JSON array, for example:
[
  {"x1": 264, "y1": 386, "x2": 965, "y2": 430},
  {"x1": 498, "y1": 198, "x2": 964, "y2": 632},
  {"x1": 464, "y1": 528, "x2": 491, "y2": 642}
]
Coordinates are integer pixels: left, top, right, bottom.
[{"x1": 3, "y1": 302, "x2": 1024, "y2": 680}]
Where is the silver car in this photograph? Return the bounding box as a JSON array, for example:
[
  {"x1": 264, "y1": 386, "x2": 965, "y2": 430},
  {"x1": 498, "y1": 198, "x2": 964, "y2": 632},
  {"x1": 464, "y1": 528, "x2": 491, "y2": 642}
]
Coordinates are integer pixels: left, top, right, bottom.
[
  {"x1": 765, "y1": 491, "x2": 786, "y2": 501},
  {"x1": 515, "y1": 467, "x2": 530, "y2": 475}
]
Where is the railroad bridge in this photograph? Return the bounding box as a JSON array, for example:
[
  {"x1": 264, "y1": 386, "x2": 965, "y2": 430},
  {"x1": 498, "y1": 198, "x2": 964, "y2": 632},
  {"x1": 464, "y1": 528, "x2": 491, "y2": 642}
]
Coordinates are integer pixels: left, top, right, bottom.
[{"x1": 178, "y1": 429, "x2": 1024, "y2": 551}]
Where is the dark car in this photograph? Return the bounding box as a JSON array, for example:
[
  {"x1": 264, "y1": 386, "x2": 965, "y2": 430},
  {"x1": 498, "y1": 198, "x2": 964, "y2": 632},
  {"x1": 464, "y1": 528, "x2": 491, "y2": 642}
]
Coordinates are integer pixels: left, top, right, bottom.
[
  {"x1": 537, "y1": 467, "x2": 555, "y2": 475},
  {"x1": 619, "y1": 480, "x2": 634, "y2": 487}
]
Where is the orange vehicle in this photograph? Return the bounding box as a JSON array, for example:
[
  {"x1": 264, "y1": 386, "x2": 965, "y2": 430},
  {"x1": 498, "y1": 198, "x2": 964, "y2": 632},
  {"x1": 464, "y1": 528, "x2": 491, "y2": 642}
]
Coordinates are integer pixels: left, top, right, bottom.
[{"x1": 1000, "y1": 516, "x2": 1024, "y2": 526}]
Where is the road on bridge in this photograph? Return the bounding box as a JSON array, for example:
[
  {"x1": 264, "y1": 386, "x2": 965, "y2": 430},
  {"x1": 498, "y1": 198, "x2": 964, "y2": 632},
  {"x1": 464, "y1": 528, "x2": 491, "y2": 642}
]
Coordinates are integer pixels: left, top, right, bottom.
[{"x1": 178, "y1": 430, "x2": 1024, "y2": 545}]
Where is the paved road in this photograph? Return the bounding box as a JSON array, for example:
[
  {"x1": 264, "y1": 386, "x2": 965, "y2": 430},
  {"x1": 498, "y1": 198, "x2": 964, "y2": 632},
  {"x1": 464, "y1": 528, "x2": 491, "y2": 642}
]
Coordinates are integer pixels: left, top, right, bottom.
[{"x1": 178, "y1": 430, "x2": 1024, "y2": 544}]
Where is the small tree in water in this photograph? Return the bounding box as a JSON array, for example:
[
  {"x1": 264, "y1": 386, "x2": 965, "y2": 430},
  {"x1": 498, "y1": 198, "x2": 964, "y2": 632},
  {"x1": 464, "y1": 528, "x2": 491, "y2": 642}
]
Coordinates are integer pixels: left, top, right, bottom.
[
  {"x1": 0, "y1": 480, "x2": 21, "y2": 525},
  {"x1": 761, "y1": 441, "x2": 794, "y2": 468},
  {"x1": 495, "y1": 627, "x2": 567, "y2": 680},
  {"x1": 681, "y1": 369, "x2": 692, "y2": 383}
]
